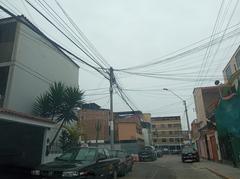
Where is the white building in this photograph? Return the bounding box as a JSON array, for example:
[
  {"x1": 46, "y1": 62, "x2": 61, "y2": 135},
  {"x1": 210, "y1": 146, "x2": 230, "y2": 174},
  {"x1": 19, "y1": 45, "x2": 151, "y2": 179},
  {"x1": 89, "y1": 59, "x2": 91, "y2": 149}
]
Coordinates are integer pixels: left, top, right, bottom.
[{"x1": 0, "y1": 16, "x2": 79, "y2": 168}]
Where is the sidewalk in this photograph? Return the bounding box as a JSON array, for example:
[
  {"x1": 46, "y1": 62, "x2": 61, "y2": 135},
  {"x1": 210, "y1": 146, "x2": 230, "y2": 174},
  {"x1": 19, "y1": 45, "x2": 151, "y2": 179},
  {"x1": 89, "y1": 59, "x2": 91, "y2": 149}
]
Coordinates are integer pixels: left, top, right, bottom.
[{"x1": 193, "y1": 159, "x2": 240, "y2": 179}]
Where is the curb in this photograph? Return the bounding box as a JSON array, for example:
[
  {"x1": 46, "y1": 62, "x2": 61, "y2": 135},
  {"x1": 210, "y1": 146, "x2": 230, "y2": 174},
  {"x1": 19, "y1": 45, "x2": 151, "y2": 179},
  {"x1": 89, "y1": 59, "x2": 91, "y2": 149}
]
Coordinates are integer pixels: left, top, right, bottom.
[{"x1": 206, "y1": 168, "x2": 232, "y2": 179}]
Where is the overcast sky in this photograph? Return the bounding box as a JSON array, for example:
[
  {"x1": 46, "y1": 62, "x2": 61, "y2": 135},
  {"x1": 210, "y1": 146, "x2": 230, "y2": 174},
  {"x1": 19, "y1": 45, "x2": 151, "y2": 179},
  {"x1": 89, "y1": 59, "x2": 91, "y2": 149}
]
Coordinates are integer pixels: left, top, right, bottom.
[{"x1": 2, "y1": 0, "x2": 240, "y2": 129}]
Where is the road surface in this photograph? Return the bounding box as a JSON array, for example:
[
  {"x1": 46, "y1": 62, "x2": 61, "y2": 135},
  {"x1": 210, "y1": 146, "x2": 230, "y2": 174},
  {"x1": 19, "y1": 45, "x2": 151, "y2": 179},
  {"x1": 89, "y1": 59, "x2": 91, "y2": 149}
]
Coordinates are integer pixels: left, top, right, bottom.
[{"x1": 124, "y1": 155, "x2": 220, "y2": 179}]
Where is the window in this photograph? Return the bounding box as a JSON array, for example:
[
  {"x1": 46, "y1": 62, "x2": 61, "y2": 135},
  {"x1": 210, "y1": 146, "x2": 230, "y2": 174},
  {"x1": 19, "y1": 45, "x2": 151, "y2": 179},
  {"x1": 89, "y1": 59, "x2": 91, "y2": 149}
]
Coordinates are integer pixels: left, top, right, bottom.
[
  {"x1": 97, "y1": 148, "x2": 107, "y2": 159},
  {"x1": 169, "y1": 131, "x2": 173, "y2": 135},
  {"x1": 169, "y1": 138, "x2": 174, "y2": 142},
  {"x1": 0, "y1": 22, "x2": 17, "y2": 63},
  {"x1": 75, "y1": 148, "x2": 97, "y2": 161},
  {"x1": 104, "y1": 149, "x2": 110, "y2": 158},
  {"x1": 162, "y1": 138, "x2": 166, "y2": 142},
  {"x1": 168, "y1": 124, "x2": 172, "y2": 128},
  {"x1": 225, "y1": 65, "x2": 232, "y2": 80}
]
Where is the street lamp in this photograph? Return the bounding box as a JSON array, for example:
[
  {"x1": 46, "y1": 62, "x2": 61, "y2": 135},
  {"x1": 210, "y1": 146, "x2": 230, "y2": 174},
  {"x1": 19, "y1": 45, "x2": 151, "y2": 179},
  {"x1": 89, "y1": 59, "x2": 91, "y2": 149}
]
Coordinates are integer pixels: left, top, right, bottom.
[{"x1": 163, "y1": 88, "x2": 192, "y2": 144}]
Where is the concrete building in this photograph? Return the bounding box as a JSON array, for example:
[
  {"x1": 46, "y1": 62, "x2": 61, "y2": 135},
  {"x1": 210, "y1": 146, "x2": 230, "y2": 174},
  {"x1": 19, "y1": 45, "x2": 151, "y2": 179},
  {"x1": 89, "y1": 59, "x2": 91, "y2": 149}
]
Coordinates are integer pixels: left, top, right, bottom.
[
  {"x1": 114, "y1": 111, "x2": 144, "y2": 154},
  {"x1": 193, "y1": 86, "x2": 223, "y2": 161},
  {"x1": 151, "y1": 116, "x2": 183, "y2": 153},
  {"x1": 223, "y1": 45, "x2": 240, "y2": 86},
  {"x1": 0, "y1": 16, "x2": 79, "y2": 169},
  {"x1": 77, "y1": 103, "x2": 110, "y2": 144}
]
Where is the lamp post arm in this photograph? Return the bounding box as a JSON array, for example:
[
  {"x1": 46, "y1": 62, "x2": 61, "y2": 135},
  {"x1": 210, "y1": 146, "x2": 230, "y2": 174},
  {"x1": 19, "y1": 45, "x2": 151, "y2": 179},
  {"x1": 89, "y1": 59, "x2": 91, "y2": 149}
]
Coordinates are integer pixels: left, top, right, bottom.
[{"x1": 167, "y1": 89, "x2": 185, "y2": 101}]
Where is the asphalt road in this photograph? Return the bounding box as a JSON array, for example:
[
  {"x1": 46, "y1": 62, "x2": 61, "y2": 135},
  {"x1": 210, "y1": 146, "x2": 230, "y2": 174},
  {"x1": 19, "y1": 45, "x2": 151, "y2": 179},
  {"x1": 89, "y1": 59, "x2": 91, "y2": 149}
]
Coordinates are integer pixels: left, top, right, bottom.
[{"x1": 124, "y1": 155, "x2": 220, "y2": 179}]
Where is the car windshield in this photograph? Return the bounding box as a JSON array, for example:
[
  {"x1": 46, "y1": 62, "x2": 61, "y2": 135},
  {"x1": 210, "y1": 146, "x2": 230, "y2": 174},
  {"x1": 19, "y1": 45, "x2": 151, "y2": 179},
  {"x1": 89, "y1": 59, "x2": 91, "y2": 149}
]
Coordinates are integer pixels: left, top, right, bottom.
[
  {"x1": 182, "y1": 147, "x2": 195, "y2": 153},
  {"x1": 57, "y1": 148, "x2": 97, "y2": 161},
  {"x1": 111, "y1": 150, "x2": 125, "y2": 158}
]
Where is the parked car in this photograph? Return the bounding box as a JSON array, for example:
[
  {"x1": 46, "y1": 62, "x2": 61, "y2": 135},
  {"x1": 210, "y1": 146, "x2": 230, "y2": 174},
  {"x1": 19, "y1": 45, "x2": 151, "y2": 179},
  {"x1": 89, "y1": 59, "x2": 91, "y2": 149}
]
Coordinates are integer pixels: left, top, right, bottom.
[
  {"x1": 162, "y1": 148, "x2": 170, "y2": 154},
  {"x1": 156, "y1": 149, "x2": 163, "y2": 158},
  {"x1": 31, "y1": 147, "x2": 120, "y2": 179},
  {"x1": 181, "y1": 146, "x2": 200, "y2": 162},
  {"x1": 111, "y1": 150, "x2": 134, "y2": 177},
  {"x1": 138, "y1": 146, "x2": 157, "y2": 162},
  {"x1": 171, "y1": 149, "x2": 181, "y2": 155}
]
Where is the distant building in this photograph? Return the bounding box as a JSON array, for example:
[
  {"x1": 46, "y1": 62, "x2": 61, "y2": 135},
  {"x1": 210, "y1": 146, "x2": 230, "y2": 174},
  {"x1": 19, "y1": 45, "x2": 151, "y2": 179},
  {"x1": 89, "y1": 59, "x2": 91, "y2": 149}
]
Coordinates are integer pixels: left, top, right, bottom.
[
  {"x1": 78, "y1": 104, "x2": 110, "y2": 144},
  {"x1": 114, "y1": 111, "x2": 144, "y2": 154},
  {"x1": 151, "y1": 116, "x2": 183, "y2": 152}
]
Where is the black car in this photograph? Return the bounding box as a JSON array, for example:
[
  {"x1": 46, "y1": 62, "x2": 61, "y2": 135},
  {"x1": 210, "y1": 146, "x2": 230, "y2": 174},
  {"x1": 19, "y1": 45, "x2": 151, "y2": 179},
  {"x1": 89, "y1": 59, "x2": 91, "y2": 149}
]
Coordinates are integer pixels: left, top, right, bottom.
[
  {"x1": 111, "y1": 150, "x2": 133, "y2": 177},
  {"x1": 181, "y1": 146, "x2": 200, "y2": 162},
  {"x1": 138, "y1": 146, "x2": 157, "y2": 162},
  {"x1": 31, "y1": 147, "x2": 120, "y2": 179}
]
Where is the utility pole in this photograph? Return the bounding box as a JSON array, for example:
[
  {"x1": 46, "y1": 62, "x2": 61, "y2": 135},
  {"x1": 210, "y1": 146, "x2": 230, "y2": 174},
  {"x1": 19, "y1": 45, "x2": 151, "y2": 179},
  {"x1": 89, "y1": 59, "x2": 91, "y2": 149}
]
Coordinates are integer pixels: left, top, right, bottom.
[
  {"x1": 109, "y1": 67, "x2": 114, "y2": 149},
  {"x1": 183, "y1": 100, "x2": 192, "y2": 145}
]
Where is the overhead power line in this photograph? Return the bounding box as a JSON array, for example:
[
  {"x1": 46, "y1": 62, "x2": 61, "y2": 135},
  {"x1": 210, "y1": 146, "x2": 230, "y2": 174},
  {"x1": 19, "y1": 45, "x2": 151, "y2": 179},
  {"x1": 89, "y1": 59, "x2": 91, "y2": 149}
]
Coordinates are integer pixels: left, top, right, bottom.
[
  {"x1": 24, "y1": 0, "x2": 109, "y2": 75},
  {"x1": 0, "y1": 4, "x2": 110, "y2": 80},
  {"x1": 117, "y1": 21, "x2": 240, "y2": 71}
]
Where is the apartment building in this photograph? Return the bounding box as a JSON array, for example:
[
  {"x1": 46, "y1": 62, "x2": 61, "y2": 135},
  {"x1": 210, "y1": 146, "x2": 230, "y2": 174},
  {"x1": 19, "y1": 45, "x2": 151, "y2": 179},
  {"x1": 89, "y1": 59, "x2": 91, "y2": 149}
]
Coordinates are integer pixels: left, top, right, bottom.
[
  {"x1": 0, "y1": 16, "x2": 79, "y2": 168},
  {"x1": 151, "y1": 116, "x2": 183, "y2": 152}
]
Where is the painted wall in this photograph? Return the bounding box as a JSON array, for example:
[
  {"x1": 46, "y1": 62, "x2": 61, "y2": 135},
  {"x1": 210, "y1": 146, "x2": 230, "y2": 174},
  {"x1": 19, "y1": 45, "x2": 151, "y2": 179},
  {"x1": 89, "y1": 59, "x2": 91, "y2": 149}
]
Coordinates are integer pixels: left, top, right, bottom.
[
  {"x1": 118, "y1": 123, "x2": 137, "y2": 141},
  {"x1": 79, "y1": 109, "x2": 110, "y2": 141},
  {"x1": 4, "y1": 21, "x2": 79, "y2": 113},
  {"x1": 193, "y1": 88, "x2": 208, "y2": 123}
]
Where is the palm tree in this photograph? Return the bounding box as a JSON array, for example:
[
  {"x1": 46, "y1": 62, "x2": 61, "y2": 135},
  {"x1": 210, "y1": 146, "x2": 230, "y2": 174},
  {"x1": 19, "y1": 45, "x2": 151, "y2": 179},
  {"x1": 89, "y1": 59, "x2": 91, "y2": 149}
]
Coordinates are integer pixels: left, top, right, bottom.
[{"x1": 33, "y1": 82, "x2": 84, "y2": 153}]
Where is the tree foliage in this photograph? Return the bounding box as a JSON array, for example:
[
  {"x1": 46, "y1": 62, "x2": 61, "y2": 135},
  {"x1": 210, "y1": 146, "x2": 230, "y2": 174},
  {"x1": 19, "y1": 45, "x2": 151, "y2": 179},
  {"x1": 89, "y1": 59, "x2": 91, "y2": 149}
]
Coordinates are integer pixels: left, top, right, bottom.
[
  {"x1": 33, "y1": 82, "x2": 84, "y2": 152},
  {"x1": 59, "y1": 125, "x2": 81, "y2": 152}
]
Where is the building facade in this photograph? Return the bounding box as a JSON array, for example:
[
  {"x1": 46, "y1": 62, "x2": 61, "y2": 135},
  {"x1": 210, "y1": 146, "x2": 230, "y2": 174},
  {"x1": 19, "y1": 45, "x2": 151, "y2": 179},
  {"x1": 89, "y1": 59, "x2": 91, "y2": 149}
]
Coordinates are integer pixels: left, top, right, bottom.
[
  {"x1": 0, "y1": 16, "x2": 79, "y2": 168},
  {"x1": 193, "y1": 86, "x2": 222, "y2": 161},
  {"x1": 77, "y1": 104, "x2": 110, "y2": 144},
  {"x1": 114, "y1": 111, "x2": 144, "y2": 154},
  {"x1": 223, "y1": 45, "x2": 240, "y2": 85},
  {"x1": 151, "y1": 116, "x2": 183, "y2": 153}
]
